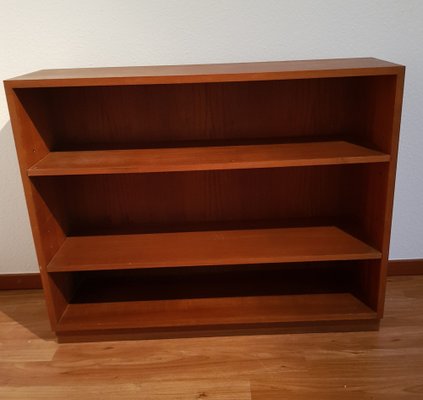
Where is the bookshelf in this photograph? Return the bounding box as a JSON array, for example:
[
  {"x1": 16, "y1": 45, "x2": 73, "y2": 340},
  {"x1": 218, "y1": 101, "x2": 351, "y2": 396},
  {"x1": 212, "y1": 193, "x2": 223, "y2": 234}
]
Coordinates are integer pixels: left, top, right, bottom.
[{"x1": 4, "y1": 58, "x2": 405, "y2": 342}]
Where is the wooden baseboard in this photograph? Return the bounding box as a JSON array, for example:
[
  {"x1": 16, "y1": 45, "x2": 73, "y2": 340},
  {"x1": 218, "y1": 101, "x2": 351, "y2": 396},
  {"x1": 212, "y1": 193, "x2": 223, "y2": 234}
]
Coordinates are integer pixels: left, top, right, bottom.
[
  {"x1": 0, "y1": 259, "x2": 422, "y2": 290},
  {"x1": 388, "y1": 259, "x2": 423, "y2": 276},
  {"x1": 0, "y1": 273, "x2": 42, "y2": 290}
]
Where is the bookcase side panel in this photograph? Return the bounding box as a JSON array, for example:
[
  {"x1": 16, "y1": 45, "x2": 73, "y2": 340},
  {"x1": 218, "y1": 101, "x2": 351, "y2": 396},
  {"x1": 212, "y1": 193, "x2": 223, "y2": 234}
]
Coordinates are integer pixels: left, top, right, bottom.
[
  {"x1": 4, "y1": 84, "x2": 68, "y2": 328},
  {"x1": 342, "y1": 70, "x2": 405, "y2": 315},
  {"x1": 376, "y1": 70, "x2": 405, "y2": 316}
]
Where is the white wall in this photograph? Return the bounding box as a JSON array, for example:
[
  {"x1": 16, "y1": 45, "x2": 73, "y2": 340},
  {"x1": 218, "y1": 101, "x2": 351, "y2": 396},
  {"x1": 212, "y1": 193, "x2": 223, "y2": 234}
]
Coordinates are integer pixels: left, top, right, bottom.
[{"x1": 0, "y1": 0, "x2": 422, "y2": 273}]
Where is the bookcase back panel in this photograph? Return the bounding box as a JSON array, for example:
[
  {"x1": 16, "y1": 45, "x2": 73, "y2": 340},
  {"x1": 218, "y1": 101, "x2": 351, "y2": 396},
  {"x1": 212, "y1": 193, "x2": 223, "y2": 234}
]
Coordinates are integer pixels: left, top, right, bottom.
[
  {"x1": 32, "y1": 166, "x2": 343, "y2": 235},
  {"x1": 52, "y1": 261, "x2": 356, "y2": 304},
  {"x1": 342, "y1": 163, "x2": 391, "y2": 250},
  {"x1": 15, "y1": 75, "x2": 396, "y2": 153},
  {"x1": 31, "y1": 164, "x2": 385, "y2": 240}
]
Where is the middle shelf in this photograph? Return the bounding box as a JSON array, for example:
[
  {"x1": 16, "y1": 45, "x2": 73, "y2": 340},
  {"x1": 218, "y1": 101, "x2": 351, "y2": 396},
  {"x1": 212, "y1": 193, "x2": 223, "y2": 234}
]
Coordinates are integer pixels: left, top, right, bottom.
[
  {"x1": 47, "y1": 226, "x2": 381, "y2": 272},
  {"x1": 28, "y1": 140, "x2": 389, "y2": 177}
]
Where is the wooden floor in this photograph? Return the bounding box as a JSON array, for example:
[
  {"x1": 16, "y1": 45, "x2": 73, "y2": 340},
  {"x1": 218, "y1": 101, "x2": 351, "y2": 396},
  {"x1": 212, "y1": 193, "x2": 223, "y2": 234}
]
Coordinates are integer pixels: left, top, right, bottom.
[{"x1": 0, "y1": 276, "x2": 423, "y2": 399}]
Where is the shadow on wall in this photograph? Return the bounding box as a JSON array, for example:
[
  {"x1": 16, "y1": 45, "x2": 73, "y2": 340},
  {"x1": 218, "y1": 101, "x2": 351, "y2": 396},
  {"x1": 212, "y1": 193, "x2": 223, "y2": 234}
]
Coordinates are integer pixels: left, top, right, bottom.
[
  {"x1": 0, "y1": 120, "x2": 18, "y2": 174},
  {"x1": 0, "y1": 119, "x2": 37, "y2": 259},
  {"x1": 0, "y1": 120, "x2": 13, "y2": 134},
  {"x1": 0, "y1": 121, "x2": 13, "y2": 145}
]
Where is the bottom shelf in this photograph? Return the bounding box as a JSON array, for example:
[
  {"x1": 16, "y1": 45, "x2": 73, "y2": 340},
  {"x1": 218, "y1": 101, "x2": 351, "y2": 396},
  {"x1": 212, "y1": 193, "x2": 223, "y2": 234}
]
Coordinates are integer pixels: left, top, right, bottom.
[
  {"x1": 54, "y1": 264, "x2": 377, "y2": 337},
  {"x1": 57, "y1": 292, "x2": 376, "y2": 334}
]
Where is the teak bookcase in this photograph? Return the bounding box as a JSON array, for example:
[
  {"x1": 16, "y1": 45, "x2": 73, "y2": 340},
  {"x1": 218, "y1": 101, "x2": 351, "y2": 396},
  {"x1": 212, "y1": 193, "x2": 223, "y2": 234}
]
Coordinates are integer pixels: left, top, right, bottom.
[{"x1": 4, "y1": 58, "x2": 405, "y2": 342}]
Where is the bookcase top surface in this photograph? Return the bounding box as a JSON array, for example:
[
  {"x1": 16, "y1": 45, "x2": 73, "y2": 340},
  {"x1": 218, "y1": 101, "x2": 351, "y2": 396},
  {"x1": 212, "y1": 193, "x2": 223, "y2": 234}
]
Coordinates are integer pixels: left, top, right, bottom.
[{"x1": 5, "y1": 57, "x2": 404, "y2": 88}]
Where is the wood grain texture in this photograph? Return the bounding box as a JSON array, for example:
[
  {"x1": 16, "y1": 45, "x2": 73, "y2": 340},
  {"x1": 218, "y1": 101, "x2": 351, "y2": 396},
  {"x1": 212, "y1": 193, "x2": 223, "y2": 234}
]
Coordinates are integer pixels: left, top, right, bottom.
[
  {"x1": 15, "y1": 77, "x2": 388, "y2": 151},
  {"x1": 3, "y1": 85, "x2": 67, "y2": 330},
  {"x1": 4, "y1": 58, "x2": 403, "y2": 88},
  {"x1": 56, "y1": 293, "x2": 376, "y2": 333},
  {"x1": 375, "y1": 71, "x2": 405, "y2": 316},
  {"x1": 4, "y1": 58, "x2": 405, "y2": 340},
  {"x1": 2, "y1": 258, "x2": 420, "y2": 291},
  {"x1": 33, "y1": 167, "x2": 346, "y2": 236},
  {"x1": 46, "y1": 227, "x2": 381, "y2": 272},
  {"x1": 28, "y1": 141, "x2": 389, "y2": 176},
  {"x1": 0, "y1": 276, "x2": 422, "y2": 399}
]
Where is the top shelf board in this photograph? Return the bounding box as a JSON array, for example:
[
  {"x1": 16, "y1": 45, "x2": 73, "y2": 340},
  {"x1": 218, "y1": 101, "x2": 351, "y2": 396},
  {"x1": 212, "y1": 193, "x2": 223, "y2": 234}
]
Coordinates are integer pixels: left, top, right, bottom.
[
  {"x1": 5, "y1": 58, "x2": 404, "y2": 88},
  {"x1": 28, "y1": 141, "x2": 390, "y2": 176}
]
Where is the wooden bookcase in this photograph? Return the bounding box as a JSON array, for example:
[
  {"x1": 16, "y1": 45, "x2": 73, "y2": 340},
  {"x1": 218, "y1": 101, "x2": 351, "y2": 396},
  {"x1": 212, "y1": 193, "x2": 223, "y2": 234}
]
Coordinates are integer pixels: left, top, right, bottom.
[{"x1": 4, "y1": 58, "x2": 405, "y2": 342}]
